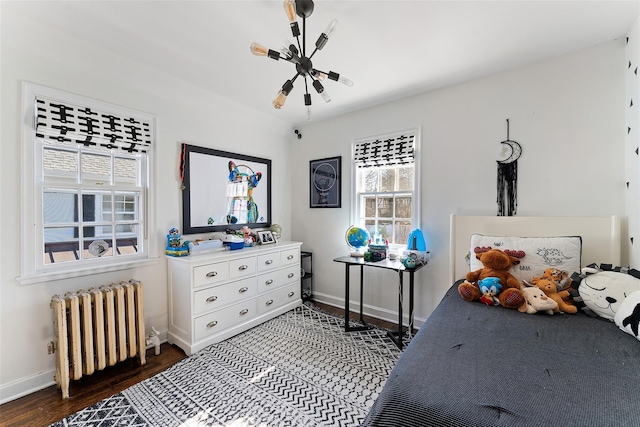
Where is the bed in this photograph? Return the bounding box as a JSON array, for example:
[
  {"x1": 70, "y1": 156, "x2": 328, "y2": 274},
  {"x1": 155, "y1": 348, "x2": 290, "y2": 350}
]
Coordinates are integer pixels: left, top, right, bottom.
[{"x1": 363, "y1": 215, "x2": 640, "y2": 427}]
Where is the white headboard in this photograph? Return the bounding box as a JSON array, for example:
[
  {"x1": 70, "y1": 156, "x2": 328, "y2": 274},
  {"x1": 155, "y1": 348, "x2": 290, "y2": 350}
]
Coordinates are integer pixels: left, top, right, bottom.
[{"x1": 449, "y1": 215, "x2": 622, "y2": 283}]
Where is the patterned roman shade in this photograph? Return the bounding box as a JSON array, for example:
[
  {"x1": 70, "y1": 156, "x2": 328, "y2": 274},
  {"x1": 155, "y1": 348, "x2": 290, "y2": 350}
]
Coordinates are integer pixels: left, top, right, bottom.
[
  {"x1": 35, "y1": 96, "x2": 152, "y2": 153},
  {"x1": 353, "y1": 132, "x2": 415, "y2": 168}
]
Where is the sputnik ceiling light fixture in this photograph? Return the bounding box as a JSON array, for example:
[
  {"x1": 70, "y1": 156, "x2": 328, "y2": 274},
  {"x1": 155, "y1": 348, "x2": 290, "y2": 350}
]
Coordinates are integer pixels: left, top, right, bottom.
[{"x1": 250, "y1": 0, "x2": 353, "y2": 121}]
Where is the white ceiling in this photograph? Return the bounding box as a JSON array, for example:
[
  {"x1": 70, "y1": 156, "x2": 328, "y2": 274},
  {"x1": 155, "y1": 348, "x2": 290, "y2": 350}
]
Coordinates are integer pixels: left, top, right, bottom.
[{"x1": 6, "y1": 0, "x2": 640, "y2": 125}]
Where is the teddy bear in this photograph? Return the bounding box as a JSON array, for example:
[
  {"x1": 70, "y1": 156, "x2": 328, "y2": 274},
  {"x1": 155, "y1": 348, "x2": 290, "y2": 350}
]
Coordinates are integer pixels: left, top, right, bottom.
[
  {"x1": 518, "y1": 286, "x2": 558, "y2": 315},
  {"x1": 527, "y1": 278, "x2": 577, "y2": 314},
  {"x1": 536, "y1": 268, "x2": 572, "y2": 292},
  {"x1": 458, "y1": 248, "x2": 525, "y2": 309}
]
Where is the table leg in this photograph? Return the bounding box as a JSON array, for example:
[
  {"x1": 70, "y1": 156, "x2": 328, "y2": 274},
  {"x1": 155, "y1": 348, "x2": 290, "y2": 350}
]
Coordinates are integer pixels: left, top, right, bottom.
[
  {"x1": 409, "y1": 271, "x2": 415, "y2": 339},
  {"x1": 344, "y1": 264, "x2": 370, "y2": 332},
  {"x1": 386, "y1": 271, "x2": 405, "y2": 349}
]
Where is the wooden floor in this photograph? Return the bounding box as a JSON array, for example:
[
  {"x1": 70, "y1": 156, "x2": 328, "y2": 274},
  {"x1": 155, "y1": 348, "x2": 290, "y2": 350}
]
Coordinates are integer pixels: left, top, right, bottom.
[
  {"x1": 0, "y1": 302, "x2": 403, "y2": 427},
  {"x1": 0, "y1": 344, "x2": 186, "y2": 427}
]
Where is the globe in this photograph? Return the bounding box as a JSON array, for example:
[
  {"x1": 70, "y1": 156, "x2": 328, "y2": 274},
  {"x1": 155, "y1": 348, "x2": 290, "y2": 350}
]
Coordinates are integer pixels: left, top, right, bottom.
[{"x1": 345, "y1": 225, "x2": 370, "y2": 256}]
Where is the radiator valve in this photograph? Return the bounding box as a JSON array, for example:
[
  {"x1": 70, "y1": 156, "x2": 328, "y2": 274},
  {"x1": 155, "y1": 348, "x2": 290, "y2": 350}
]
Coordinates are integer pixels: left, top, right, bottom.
[{"x1": 146, "y1": 327, "x2": 161, "y2": 355}]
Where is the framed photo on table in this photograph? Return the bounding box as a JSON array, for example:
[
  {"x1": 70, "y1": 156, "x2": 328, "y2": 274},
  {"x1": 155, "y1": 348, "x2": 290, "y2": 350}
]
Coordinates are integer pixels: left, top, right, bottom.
[
  {"x1": 258, "y1": 230, "x2": 277, "y2": 245},
  {"x1": 310, "y1": 156, "x2": 341, "y2": 208}
]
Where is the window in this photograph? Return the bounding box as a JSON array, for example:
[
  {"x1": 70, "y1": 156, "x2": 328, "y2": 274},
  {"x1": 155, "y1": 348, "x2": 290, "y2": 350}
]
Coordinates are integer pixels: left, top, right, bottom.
[
  {"x1": 352, "y1": 128, "x2": 420, "y2": 246},
  {"x1": 20, "y1": 83, "x2": 157, "y2": 284}
]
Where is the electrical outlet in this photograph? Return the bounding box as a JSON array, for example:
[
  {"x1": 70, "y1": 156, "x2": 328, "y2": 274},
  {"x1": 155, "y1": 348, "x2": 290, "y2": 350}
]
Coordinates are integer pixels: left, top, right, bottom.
[{"x1": 47, "y1": 341, "x2": 55, "y2": 354}]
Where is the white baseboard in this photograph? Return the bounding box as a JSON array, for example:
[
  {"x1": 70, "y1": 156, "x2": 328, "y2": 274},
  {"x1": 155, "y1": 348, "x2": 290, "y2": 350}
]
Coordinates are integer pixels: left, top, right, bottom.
[
  {"x1": 312, "y1": 291, "x2": 426, "y2": 329},
  {"x1": 0, "y1": 330, "x2": 169, "y2": 405},
  {"x1": 0, "y1": 370, "x2": 56, "y2": 405}
]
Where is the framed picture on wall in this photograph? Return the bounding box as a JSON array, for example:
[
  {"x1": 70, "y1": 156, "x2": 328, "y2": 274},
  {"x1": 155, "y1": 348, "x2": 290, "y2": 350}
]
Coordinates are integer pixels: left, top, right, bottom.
[{"x1": 310, "y1": 156, "x2": 341, "y2": 208}]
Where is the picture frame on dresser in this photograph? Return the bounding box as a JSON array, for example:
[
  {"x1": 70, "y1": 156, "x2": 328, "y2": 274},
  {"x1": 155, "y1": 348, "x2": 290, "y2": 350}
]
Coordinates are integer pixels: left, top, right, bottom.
[
  {"x1": 258, "y1": 230, "x2": 277, "y2": 245},
  {"x1": 181, "y1": 143, "x2": 272, "y2": 234}
]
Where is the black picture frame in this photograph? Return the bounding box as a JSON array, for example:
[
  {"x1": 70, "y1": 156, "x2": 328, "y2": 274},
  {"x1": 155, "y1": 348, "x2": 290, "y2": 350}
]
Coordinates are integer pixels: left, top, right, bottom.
[
  {"x1": 309, "y1": 156, "x2": 341, "y2": 208},
  {"x1": 181, "y1": 144, "x2": 272, "y2": 234}
]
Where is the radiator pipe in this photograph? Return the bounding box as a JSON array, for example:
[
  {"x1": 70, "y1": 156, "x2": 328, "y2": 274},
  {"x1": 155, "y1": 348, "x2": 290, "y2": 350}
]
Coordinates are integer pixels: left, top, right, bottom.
[{"x1": 146, "y1": 327, "x2": 161, "y2": 356}]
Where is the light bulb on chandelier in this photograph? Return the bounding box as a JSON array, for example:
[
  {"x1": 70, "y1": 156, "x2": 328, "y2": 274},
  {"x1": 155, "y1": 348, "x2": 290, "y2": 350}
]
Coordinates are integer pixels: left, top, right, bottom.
[{"x1": 250, "y1": 0, "x2": 352, "y2": 119}]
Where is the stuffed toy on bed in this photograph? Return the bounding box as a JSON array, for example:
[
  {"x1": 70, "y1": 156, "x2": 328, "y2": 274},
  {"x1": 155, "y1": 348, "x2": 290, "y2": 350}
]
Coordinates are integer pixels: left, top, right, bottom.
[
  {"x1": 525, "y1": 278, "x2": 577, "y2": 314},
  {"x1": 458, "y1": 248, "x2": 525, "y2": 309},
  {"x1": 518, "y1": 286, "x2": 558, "y2": 315}
]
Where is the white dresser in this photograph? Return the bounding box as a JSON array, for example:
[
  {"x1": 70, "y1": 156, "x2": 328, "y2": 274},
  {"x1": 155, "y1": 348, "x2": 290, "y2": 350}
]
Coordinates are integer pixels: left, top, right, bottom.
[{"x1": 167, "y1": 241, "x2": 302, "y2": 355}]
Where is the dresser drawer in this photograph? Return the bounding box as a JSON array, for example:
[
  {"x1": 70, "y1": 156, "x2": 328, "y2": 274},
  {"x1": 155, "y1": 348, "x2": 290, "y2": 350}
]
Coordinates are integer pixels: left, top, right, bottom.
[
  {"x1": 229, "y1": 256, "x2": 256, "y2": 279},
  {"x1": 281, "y1": 248, "x2": 299, "y2": 266},
  {"x1": 258, "y1": 283, "x2": 299, "y2": 315},
  {"x1": 193, "y1": 261, "x2": 228, "y2": 288},
  {"x1": 257, "y1": 265, "x2": 299, "y2": 293},
  {"x1": 193, "y1": 277, "x2": 257, "y2": 316},
  {"x1": 257, "y1": 252, "x2": 281, "y2": 272},
  {"x1": 194, "y1": 299, "x2": 257, "y2": 341}
]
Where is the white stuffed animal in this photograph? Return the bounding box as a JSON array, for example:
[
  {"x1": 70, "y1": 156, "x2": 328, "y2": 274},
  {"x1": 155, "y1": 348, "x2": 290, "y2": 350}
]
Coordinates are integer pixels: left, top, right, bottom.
[{"x1": 518, "y1": 286, "x2": 558, "y2": 315}]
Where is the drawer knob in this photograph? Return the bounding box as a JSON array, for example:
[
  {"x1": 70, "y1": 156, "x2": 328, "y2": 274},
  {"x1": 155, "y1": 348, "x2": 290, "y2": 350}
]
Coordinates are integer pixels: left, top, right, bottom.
[
  {"x1": 239, "y1": 308, "x2": 249, "y2": 315},
  {"x1": 239, "y1": 265, "x2": 248, "y2": 271},
  {"x1": 288, "y1": 273, "x2": 295, "y2": 278},
  {"x1": 265, "y1": 259, "x2": 273, "y2": 265},
  {"x1": 207, "y1": 321, "x2": 218, "y2": 328},
  {"x1": 239, "y1": 287, "x2": 249, "y2": 293},
  {"x1": 288, "y1": 291, "x2": 295, "y2": 297},
  {"x1": 206, "y1": 296, "x2": 218, "y2": 303},
  {"x1": 265, "y1": 299, "x2": 274, "y2": 306},
  {"x1": 287, "y1": 255, "x2": 294, "y2": 260},
  {"x1": 206, "y1": 271, "x2": 218, "y2": 278},
  {"x1": 265, "y1": 279, "x2": 273, "y2": 285}
]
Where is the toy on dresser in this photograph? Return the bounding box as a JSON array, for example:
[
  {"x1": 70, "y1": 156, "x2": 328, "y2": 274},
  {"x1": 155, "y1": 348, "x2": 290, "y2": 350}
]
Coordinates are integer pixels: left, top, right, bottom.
[{"x1": 166, "y1": 228, "x2": 189, "y2": 257}]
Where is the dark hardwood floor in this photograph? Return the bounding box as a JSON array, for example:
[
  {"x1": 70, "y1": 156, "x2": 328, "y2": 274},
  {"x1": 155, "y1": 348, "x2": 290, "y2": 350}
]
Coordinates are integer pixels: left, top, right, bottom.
[
  {"x1": 0, "y1": 344, "x2": 186, "y2": 427},
  {"x1": 0, "y1": 302, "x2": 404, "y2": 427}
]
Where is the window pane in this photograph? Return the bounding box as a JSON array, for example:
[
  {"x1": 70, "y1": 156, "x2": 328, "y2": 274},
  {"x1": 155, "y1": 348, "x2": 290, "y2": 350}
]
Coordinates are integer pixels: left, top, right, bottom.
[
  {"x1": 363, "y1": 196, "x2": 376, "y2": 217},
  {"x1": 377, "y1": 196, "x2": 393, "y2": 218},
  {"x1": 43, "y1": 147, "x2": 77, "y2": 182},
  {"x1": 377, "y1": 220, "x2": 392, "y2": 242},
  {"x1": 84, "y1": 227, "x2": 112, "y2": 259},
  {"x1": 81, "y1": 152, "x2": 110, "y2": 183},
  {"x1": 397, "y1": 167, "x2": 414, "y2": 191},
  {"x1": 395, "y1": 221, "x2": 412, "y2": 246},
  {"x1": 362, "y1": 170, "x2": 378, "y2": 192},
  {"x1": 395, "y1": 196, "x2": 412, "y2": 219},
  {"x1": 44, "y1": 226, "x2": 79, "y2": 264},
  {"x1": 364, "y1": 220, "x2": 376, "y2": 237},
  {"x1": 114, "y1": 157, "x2": 138, "y2": 185},
  {"x1": 115, "y1": 224, "x2": 139, "y2": 255},
  {"x1": 43, "y1": 190, "x2": 77, "y2": 224},
  {"x1": 379, "y1": 169, "x2": 395, "y2": 192}
]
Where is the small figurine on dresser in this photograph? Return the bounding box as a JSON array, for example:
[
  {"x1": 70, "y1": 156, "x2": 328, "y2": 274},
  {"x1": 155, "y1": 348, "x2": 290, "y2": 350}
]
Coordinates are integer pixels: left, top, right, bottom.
[{"x1": 166, "y1": 228, "x2": 189, "y2": 256}]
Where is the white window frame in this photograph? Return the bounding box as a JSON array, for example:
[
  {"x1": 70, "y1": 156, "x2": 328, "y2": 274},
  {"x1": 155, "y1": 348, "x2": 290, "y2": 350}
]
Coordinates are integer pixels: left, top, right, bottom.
[
  {"x1": 19, "y1": 82, "x2": 158, "y2": 285},
  {"x1": 351, "y1": 127, "x2": 421, "y2": 249}
]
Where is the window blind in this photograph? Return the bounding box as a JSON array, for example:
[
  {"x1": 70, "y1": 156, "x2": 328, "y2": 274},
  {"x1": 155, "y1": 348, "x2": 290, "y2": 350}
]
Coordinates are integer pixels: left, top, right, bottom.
[
  {"x1": 35, "y1": 96, "x2": 152, "y2": 153},
  {"x1": 353, "y1": 132, "x2": 415, "y2": 168}
]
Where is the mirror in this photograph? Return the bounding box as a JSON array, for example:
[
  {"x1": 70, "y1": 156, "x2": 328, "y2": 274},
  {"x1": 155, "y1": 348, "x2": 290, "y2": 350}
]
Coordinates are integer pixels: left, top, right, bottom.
[{"x1": 181, "y1": 144, "x2": 272, "y2": 234}]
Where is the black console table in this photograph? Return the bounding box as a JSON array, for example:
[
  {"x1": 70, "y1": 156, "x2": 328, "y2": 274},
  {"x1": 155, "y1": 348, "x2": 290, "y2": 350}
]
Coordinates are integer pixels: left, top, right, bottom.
[{"x1": 333, "y1": 256, "x2": 426, "y2": 349}]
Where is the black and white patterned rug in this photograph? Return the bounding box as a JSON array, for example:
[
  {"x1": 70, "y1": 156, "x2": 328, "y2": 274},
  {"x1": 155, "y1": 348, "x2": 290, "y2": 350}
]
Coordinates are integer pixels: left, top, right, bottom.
[{"x1": 51, "y1": 304, "x2": 404, "y2": 426}]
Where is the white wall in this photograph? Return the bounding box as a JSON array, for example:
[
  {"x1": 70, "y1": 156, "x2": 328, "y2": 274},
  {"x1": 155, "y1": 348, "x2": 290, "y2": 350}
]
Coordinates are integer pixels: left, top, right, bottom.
[
  {"x1": 0, "y1": 8, "x2": 293, "y2": 402},
  {"x1": 291, "y1": 40, "x2": 627, "y2": 327},
  {"x1": 627, "y1": 15, "x2": 640, "y2": 268}
]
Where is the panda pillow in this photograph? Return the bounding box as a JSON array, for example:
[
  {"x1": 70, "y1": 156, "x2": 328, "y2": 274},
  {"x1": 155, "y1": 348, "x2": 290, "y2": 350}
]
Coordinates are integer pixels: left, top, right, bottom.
[
  {"x1": 578, "y1": 271, "x2": 640, "y2": 321},
  {"x1": 614, "y1": 290, "x2": 640, "y2": 341}
]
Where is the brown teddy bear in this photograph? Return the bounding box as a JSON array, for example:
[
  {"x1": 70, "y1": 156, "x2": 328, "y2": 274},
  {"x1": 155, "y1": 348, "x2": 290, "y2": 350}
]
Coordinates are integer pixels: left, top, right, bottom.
[
  {"x1": 458, "y1": 248, "x2": 525, "y2": 309},
  {"x1": 527, "y1": 278, "x2": 577, "y2": 314},
  {"x1": 537, "y1": 268, "x2": 572, "y2": 292}
]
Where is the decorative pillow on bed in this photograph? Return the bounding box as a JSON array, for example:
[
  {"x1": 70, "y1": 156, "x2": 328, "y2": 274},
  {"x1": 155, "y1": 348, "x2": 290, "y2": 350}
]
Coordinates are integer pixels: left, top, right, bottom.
[
  {"x1": 469, "y1": 234, "x2": 582, "y2": 284},
  {"x1": 615, "y1": 290, "x2": 640, "y2": 341},
  {"x1": 572, "y1": 265, "x2": 640, "y2": 320}
]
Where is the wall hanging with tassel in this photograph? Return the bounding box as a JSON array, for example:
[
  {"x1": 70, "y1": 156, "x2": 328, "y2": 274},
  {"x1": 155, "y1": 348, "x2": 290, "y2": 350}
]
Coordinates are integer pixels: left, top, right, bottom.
[{"x1": 496, "y1": 119, "x2": 522, "y2": 216}]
